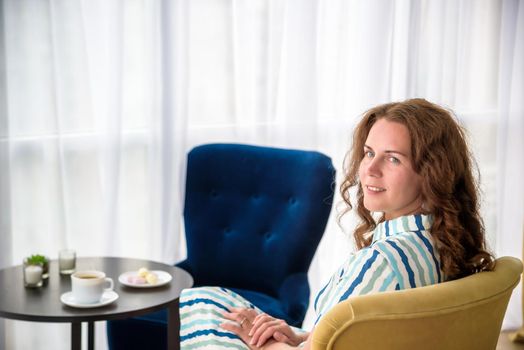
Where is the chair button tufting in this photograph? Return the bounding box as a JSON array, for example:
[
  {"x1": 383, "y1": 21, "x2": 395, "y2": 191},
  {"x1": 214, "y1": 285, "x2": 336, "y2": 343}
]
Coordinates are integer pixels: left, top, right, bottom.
[
  {"x1": 223, "y1": 227, "x2": 232, "y2": 234},
  {"x1": 288, "y1": 197, "x2": 296, "y2": 205},
  {"x1": 210, "y1": 190, "x2": 218, "y2": 198},
  {"x1": 264, "y1": 232, "x2": 272, "y2": 240}
]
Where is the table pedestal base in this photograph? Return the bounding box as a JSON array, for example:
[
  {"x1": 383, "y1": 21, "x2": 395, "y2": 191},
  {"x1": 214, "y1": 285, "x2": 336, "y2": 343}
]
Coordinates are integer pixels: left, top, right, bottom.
[
  {"x1": 168, "y1": 300, "x2": 181, "y2": 350},
  {"x1": 71, "y1": 304, "x2": 180, "y2": 350},
  {"x1": 70, "y1": 321, "x2": 97, "y2": 350},
  {"x1": 72, "y1": 322, "x2": 81, "y2": 350}
]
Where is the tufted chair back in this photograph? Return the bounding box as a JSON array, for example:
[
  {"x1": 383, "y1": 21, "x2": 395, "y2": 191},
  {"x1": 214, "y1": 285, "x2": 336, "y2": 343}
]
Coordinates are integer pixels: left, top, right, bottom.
[
  {"x1": 106, "y1": 143, "x2": 335, "y2": 350},
  {"x1": 177, "y1": 143, "x2": 335, "y2": 326}
]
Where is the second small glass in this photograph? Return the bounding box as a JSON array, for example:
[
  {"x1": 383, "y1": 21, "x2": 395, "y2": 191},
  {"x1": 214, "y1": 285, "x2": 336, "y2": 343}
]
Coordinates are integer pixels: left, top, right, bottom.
[{"x1": 59, "y1": 249, "x2": 76, "y2": 275}]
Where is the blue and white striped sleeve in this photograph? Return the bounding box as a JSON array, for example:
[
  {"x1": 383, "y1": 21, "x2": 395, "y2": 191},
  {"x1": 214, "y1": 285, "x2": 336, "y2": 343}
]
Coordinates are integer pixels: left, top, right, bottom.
[
  {"x1": 314, "y1": 247, "x2": 398, "y2": 322},
  {"x1": 372, "y1": 232, "x2": 442, "y2": 289},
  {"x1": 335, "y1": 247, "x2": 399, "y2": 303}
]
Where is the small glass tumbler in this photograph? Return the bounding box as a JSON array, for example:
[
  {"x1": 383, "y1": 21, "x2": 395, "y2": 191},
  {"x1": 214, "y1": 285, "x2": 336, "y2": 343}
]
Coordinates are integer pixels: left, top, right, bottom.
[
  {"x1": 59, "y1": 249, "x2": 76, "y2": 275},
  {"x1": 23, "y1": 259, "x2": 43, "y2": 288}
]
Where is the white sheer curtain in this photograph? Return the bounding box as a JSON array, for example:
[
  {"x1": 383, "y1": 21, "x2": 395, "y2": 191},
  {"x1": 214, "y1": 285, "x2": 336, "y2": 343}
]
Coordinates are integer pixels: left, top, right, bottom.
[
  {"x1": 1, "y1": 0, "x2": 522, "y2": 349},
  {"x1": 496, "y1": 0, "x2": 524, "y2": 330},
  {"x1": 0, "y1": 0, "x2": 189, "y2": 348}
]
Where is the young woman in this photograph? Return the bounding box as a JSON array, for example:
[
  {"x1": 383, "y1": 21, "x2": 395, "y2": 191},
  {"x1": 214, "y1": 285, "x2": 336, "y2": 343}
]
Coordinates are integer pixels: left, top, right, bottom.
[{"x1": 180, "y1": 98, "x2": 494, "y2": 350}]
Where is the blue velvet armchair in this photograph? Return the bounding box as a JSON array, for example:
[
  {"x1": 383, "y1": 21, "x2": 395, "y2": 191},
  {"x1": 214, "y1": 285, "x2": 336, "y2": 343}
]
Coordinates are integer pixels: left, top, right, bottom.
[{"x1": 107, "y1": 143, "x2": 335, "y2": 349}]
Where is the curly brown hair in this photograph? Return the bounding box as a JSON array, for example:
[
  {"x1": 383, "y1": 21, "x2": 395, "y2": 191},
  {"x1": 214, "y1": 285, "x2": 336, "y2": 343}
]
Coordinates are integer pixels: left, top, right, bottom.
[{"x1": 340, "y1": 98, "x2": 494, "y2": 280}]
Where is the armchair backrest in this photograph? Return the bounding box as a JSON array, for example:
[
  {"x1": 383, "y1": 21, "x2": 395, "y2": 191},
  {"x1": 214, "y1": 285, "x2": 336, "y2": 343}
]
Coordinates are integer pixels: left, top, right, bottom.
[
  {"x1": 183, "y1": 143, "x2": 335, "y2": 297},
  {"x1": 312, "y1": 256, "x2": 523, "y2": 350}
]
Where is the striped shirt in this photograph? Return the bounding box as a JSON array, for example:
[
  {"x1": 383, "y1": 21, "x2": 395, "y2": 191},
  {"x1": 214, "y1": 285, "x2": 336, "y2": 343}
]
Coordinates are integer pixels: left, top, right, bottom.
[
  {"x1": 313, "y1": 214, "x2": 442, "y2": 324},
  {"x1": 179, "y1": 214, "x2": 441, "y2": 349}
]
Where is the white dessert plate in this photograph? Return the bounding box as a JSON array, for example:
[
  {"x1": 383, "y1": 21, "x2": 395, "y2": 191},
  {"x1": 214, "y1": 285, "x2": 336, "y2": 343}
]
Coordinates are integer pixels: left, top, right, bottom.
[
  {"x1": 118, "y1": 270, "x2": 172, "y2": 288},
  {"x1": 60, "y1": 290, "x2": 119, "y2": 309}
]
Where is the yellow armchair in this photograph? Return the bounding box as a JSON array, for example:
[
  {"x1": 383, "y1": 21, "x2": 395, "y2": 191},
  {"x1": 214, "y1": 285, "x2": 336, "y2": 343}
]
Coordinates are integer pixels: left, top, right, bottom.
[{"x1": 312, "y1": 256, "x2": 523, "y2": 350}]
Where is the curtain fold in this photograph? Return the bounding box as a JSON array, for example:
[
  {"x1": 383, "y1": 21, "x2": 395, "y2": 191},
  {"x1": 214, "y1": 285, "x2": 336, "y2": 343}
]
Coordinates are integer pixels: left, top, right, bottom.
[
  {"x1": 498, "y1": 0, "x2": 524, "y2": 335},
  {"x1": 0, "y1": 3, "x2": 10, "y2": 346},
  {"x1": 158, "y1": 0, "x2": 188, "y2": 261},
  {"x1": 1, "y1": 1, "x2": 522, "y2": 348}
]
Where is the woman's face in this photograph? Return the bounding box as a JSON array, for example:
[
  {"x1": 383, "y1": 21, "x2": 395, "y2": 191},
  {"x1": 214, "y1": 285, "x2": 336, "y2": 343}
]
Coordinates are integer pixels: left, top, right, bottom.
[{"x1": 358, "y1": 118, "x2": 423, "y2": 220}]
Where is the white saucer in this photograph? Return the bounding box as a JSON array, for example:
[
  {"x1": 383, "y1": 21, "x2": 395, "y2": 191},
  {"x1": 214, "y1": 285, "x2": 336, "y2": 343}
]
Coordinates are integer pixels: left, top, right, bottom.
[
  {"x1": 60, "y1": 290, "x2": 119, "y2": 308},
  {"x1": 118, "y1": 270, "x2": 172, "y2": 288}
]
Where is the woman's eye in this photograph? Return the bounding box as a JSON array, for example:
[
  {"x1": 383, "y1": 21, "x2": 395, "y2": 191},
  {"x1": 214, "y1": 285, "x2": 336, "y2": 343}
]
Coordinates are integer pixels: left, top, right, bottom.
[
  {"x1": 388, "y1": 156, "x2": 400, "y2": 164},
  {"x1": 365, "y1": 151, "x2": 374, "y2": 158}
]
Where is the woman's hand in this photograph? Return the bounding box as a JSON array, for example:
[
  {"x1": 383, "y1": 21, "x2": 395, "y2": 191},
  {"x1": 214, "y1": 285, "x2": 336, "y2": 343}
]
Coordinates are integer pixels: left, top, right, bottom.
[
  {"x1": 221, "y1": 307, "x2": 275, "y2": 350},
  {"x1": 221, "y1": 307, "x2": 305, "y2": 349},
  {"x1": 250, "y1": 313, "x2": 304, "y2": 347}
]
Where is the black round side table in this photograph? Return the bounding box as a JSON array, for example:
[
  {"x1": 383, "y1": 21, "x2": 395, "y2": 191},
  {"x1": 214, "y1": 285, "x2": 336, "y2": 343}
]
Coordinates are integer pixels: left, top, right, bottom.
[{"x1": 0, "y1": 257, "x2": 193, "y2": 350}]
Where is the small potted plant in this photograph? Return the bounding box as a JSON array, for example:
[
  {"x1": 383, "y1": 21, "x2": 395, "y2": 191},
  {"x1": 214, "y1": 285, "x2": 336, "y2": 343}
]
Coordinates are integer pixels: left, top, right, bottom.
[{"x1": 26, "y1": 254, "x2": 50, "y2": 279}]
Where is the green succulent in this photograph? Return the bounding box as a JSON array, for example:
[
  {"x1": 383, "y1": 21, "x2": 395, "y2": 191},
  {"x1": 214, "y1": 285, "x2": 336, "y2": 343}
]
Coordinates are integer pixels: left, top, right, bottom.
[{"x1": 27, "y1": 254, "x2": 49, "y2": 265}]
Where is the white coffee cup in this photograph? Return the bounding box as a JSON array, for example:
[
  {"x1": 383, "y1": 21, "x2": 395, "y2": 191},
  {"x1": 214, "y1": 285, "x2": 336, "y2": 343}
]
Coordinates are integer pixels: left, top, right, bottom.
[{"x1": 71, "y1": 270, "x2": 114, "y2": 304}]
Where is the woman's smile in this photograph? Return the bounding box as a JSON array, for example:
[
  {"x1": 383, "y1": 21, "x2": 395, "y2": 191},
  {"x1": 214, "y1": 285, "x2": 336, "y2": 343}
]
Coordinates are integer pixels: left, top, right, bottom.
[{"x1": 365, "y1": 185, "x2": 386, "y2": 193}]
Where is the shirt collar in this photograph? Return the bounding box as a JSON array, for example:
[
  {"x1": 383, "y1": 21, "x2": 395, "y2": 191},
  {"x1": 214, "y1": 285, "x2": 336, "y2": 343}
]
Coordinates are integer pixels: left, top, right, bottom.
[{"x1": 372, "y1": 214, "x2": 433, "y2": 243}]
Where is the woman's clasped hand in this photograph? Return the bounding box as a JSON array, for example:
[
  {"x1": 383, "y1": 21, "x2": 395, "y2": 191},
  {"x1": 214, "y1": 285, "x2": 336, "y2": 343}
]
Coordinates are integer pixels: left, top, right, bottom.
[{"x1": 221, "y1": 307, "x2": 306, "y2": 349}]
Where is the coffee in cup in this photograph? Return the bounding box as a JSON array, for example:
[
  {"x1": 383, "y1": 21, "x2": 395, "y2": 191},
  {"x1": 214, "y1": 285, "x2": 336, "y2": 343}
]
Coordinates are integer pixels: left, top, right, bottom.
[{"x1": 71, "y1": 270, "x2": 114, "y2": 304}]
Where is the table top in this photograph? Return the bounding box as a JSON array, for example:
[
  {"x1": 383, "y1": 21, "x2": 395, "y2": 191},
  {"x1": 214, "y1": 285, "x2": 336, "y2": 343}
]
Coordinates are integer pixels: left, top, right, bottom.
[{"x1": 0, "y1": 257, "x2": 193, "y2": 323}]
